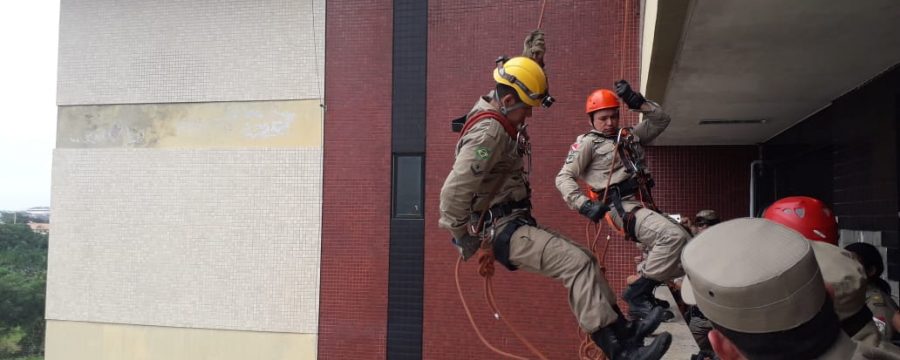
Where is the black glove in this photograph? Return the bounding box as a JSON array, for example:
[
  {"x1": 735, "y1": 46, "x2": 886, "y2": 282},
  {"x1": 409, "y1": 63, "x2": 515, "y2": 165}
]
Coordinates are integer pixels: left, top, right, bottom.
[
  {"x1": 579, "y1": 200, "x2": 610, "y2": 223},
  {"x1": 452, "y1": 234, "x2": 481, "y2": 261},
  {"x1": 615, "y1": 80, "x2": 646, "y2": 110}
]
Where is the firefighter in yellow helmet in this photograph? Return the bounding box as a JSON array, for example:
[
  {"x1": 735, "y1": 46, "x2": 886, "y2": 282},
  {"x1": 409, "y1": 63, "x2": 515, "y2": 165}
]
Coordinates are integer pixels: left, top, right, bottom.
[{"x1": 440, "y1": 56, "x2": 671, "y2": 359}]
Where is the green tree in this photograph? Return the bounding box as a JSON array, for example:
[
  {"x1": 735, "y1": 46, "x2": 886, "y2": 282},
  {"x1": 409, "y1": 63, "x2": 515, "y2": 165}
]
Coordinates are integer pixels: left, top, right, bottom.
[{"x1": 0, "y1": 224, "x2": 47, "y2": 357}]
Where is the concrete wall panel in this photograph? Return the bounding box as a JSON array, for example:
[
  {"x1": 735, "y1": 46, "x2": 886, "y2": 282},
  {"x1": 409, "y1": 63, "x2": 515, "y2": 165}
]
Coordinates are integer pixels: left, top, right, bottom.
[{"x1": 57, "y1": 0, "x2": 325, "y2": 105}]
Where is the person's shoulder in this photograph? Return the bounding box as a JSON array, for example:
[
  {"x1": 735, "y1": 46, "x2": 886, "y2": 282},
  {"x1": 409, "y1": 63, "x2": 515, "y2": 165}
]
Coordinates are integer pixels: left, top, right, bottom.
[
  {"x1": 579, "y1": 130, "x2": 610, "y2": 144},
  {"x1": 464, "y1": 114, "x2": 505, "y2": 139},
  {"x1": 856, "y1": 342, "x2": 900, "y2": 360}
]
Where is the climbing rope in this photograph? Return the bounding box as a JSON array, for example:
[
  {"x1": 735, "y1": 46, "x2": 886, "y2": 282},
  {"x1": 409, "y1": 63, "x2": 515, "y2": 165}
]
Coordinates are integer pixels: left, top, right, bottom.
[
  {"x1": 456, "y1": 256, "x2": 533, "y2": 360},
  {"x1": 537, "y1": 0, "x2": 548, "y2": 29},
  {"x1": 451, "y1": 2, "x2": 556, "y2": 358},
  {"x1": 454, "y1": 239, "x2": 550, "y2": 360},
  {"x1": 457, "y1": 1, "x2": 645, "y2": 359},
  {"x1": 576, "y1": 125, "x2": 626, "y2": 360}
]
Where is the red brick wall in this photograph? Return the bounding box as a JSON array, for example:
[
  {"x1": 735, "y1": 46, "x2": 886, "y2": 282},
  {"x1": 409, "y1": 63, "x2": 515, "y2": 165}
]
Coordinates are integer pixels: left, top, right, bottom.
[
  {"x1": 319, "y1": 1, "x2": 392, "y2": 359},
  {"x1": 600, "y1": 145, "x2": 757, "y2": 278},
  {"x1": 424, "y1": 1, "x2": 756, "y2": 359}
]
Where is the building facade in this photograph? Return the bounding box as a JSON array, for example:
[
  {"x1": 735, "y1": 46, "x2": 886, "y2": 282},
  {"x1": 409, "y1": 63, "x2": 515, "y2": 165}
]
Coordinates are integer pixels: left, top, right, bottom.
[{"x1": 49, "y1": 0, "x2": 898, "y2": 359}]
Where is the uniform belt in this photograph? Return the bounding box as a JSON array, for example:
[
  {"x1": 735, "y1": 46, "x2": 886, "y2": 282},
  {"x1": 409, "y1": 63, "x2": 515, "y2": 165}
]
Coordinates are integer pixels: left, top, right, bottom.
[
  {"x1": 593, "y1": 177, "x2": 655, "y2": 200},
  {"x1": 480, "y1": 198, "x2": 532, "y2": 221},
  {"x1": 473, "y1": 199, "x2": 533, "y2": 271},
  {"x1": 842, "y1": 306, "x2": 874, "y2": 337}
]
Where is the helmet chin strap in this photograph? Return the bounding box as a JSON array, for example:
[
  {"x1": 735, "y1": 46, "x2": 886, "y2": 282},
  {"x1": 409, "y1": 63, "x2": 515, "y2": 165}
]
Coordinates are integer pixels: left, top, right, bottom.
[
  {"x1": 590, "y1": 119, "x2": 617, "y2": 137},
  {"x1": 494, "y1": 90, "x2": 526, "y2": 116}
]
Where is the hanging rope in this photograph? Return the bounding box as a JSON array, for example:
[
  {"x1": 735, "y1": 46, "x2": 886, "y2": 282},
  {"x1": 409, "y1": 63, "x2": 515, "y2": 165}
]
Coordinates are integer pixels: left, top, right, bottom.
[
  {"x1": 582, "y1": 1, "x2": 641, "y2": 358},
  {"x1": 537, "y1": 0, "x2": 549, "y2": 29},
  {"x1": 458, "y1": 1, "x2": 644, "y2": 359},
  {"x1": 454, "y1": 119, "x2": 549, "y2": 360},
  {"x1": 456, "y1": 256, "x2": 531, "y2": 360},
  {"x1": 523, "y1": 0, "x2": 549, "y2": 66},
  {"x1": 450, "y1": 2, "x2": 560, "y2": 357},
  {"x1": 309, "y1": 0, "x2": 323, "y2": 107},
  {"x1": 577, "y1": 127, "x2": 626, "y2": 360},
  {"x1": 619, "y1": 0, "x2": 628, "y2": 81},
  {"x1": 455, "y1": 242, "x2": 550, "y2": 360}
]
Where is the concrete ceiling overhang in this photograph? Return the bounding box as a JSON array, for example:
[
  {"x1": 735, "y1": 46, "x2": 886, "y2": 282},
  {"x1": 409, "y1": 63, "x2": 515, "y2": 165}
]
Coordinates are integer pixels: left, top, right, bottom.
[{"x1": 640, "y1": 0, "x2": 900, "y2": 145}]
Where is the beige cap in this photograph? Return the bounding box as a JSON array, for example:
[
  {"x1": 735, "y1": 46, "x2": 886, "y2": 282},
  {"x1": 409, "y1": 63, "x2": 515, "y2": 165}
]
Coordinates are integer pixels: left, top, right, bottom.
[
  {"x1": 810, "y1": 241, "x2": 867, "y2": 320},
  {"x1": 681, "y1": 218, "x2": 826, "y2": 333},
  {"x1": 695, "y1": 209, "x2": 719, "y2": 223}
]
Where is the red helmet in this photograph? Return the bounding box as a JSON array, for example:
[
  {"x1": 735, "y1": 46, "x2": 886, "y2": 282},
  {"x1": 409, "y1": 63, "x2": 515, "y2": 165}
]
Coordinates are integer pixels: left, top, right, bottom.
[
  {"x1": 585, "y1": 89, "x2": 620, "y2": 114},
  {"x1": 763, "y1": 196, "x2": 838, "y2": 245}
]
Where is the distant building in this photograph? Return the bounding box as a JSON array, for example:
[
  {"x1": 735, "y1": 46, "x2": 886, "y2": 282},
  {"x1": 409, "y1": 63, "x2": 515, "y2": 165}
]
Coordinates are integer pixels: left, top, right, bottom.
[
  {"x1": 27, "y1": 222, "x2": 49, "y2": 235},
  {"x1": 25, "y1": 206, "x2": 50, "y2": 217}
]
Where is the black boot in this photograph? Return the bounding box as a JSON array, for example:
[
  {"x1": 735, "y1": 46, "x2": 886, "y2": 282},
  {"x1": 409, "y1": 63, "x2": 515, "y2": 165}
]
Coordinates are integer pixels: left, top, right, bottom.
[
  {"x1": 650, "y1": 294, "x2": 676, "y2": 321},
  {"x1": 651, "y1": 296, "x2": 670, "y2": 309},
  {"x1": 611, "y1": 305, "x2": 664, "y2": 345},
  {"x1": 623, "y1": 276, "x2": 663, "y2": 320},
  {"x1": 592, "y1": 326, "x2": 672, "y2": 360}
]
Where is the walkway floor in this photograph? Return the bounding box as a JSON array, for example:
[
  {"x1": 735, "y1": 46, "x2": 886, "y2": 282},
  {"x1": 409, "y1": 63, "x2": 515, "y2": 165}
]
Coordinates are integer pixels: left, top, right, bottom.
[{"x1": 649, "y1": 286, "x2": 700, "y2": 359}]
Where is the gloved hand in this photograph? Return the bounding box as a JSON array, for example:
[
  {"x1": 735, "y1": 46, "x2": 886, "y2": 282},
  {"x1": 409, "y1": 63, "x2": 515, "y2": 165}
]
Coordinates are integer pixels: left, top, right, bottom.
[
  {"x1": 522, "y1": 29, "x2": 546, "y2": 67},
  {"x1": 615, "y1": 80, "x2": 646, "y2": 110},
  {"x1": 579, "y1": 200, "x2": 610, "y2": 223},
  {"x1": 452, "y1": 234, "x2": 482, "y2": 261}
]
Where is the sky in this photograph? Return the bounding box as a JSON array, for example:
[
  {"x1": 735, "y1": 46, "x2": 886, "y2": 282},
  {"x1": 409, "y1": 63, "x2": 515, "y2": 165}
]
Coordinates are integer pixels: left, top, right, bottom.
[{"x1": 0, "y1": 2, "x2": 59, "y2": 211}]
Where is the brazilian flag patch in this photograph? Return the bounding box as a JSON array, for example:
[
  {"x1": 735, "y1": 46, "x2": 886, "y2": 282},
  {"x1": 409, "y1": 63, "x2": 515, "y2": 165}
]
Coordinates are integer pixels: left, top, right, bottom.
[{"x1": 475, "y1": 147, "x2": 491, "y2": 160}]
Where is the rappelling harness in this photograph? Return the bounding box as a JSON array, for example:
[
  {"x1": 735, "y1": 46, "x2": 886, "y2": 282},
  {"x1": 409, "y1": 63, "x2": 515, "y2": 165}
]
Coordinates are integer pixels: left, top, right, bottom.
[
  {"x1": 450, "y1": 108, "x2": 551, "y2": 360},
  {"x1": 585, "y1": 127, "x2": 658, "y2": 243},
  {"x1": 452, "y1": 108, "x2": 535, "y2": 271}
]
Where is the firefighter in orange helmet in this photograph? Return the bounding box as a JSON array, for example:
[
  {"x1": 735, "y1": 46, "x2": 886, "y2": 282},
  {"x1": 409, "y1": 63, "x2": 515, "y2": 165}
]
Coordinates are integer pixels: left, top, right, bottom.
[{"x1": 556, "y1": 81, "x2": 691, "y2": 322}]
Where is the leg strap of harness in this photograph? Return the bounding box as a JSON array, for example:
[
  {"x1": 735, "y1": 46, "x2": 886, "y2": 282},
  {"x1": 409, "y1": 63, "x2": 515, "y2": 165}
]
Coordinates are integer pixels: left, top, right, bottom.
[
  {"x1": 609, "y1": 188, "x2": 627, "y2": 222},
  {"x1": 623, "y1": 207, "x2": 641, "y2": 242},
  {"x1": 609, "y1": 189, "x2": 641, "y2": 242},
  {"x1": 492, "y1": 215, "x2": 536, "y2": 271}
]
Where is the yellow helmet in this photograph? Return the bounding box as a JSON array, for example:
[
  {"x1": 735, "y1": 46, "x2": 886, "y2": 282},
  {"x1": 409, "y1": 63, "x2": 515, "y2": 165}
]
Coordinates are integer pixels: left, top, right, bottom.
[{"x1": 493, "y1": 56, "x2": 554, "y2": 108}]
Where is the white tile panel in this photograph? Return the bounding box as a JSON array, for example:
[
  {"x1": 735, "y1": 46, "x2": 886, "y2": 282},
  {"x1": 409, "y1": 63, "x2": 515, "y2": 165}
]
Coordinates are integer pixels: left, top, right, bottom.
[
  {"x1": 47, "y1": 148, "x2": 322, "y2": 333},
  {"x1": 57, "y1": 0, "x2": 325, "y2": 105}
]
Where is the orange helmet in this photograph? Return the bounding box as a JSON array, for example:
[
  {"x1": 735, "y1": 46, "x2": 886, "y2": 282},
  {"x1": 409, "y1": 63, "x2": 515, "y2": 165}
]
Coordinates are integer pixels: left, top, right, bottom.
[
  {"x1": 763, "y1": 196, "x2": 838, "y2": 245},
  {"x1": 585, "y1": 89, "x2": 620, "y2": 114}
]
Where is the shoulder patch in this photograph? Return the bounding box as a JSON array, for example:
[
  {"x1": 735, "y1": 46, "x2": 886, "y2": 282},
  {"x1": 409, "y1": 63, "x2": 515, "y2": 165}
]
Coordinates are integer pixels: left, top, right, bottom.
[
  {"x1": 570, "y1": 142, "x2": 580, "y2": 151},
  {"x1": 475, "y1": 146, "x2": 491, "y2": 160}
]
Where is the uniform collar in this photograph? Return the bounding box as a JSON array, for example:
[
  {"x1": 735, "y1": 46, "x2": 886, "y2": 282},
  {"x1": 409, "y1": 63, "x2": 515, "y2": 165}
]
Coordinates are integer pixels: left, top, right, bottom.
[
  {"x1": 473, "y1": 91, "x2": 500, "y2": 113},
  {"x1": 817, "y1": 332, "x2": 858, "y2": 360},
  {"x1": 588, "y1": 129, "x2": 618, "y2": 139}
]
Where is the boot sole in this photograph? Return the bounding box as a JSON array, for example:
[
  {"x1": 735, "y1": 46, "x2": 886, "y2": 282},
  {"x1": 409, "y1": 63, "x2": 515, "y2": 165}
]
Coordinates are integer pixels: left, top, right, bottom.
[
  {"x1": 633, "y1": 306, "x2": 665, "y2": 340},
  {"x1": 645, "y1": 332, "x2": 673, "y2": 360}
]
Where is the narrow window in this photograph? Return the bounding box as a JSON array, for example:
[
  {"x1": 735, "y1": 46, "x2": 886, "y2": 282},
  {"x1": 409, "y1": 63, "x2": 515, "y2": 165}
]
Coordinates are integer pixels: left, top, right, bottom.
[{"x1": 393, "y1": 154, "x2": 424, "y2": 219}]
